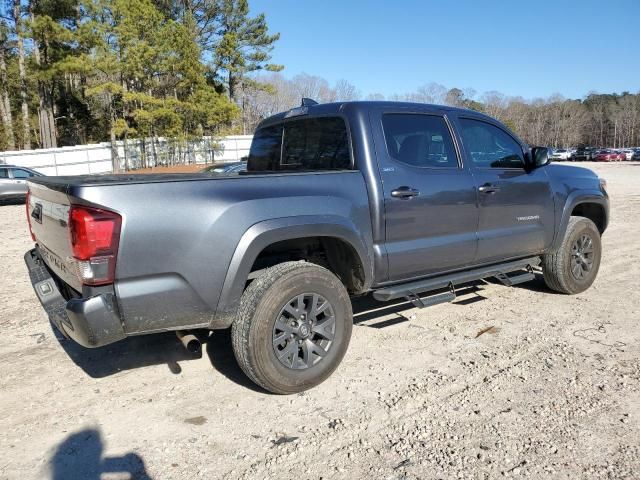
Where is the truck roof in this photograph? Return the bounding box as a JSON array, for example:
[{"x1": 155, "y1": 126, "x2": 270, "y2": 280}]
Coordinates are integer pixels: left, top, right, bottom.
[{"x1": 257, "y1": 101, "x2": 494, "y2": 129}]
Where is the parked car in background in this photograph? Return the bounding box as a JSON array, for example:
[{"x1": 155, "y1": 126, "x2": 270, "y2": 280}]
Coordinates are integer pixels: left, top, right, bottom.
[
  {"x1": 620, "y1": 149, "x2": 635, "y2": 161},
  {"x1": 573, "y1": 147, "x2": 595, "y2": 161},
  {"x1": 201, "y1": 161, "x2": 247, "y2": 174},
  {"x1": 593, "y1": 150, "x2": 621, "y2": 162},
  {"x1": 0, "y1": 165, "x2": 43, "y2": 202},
  {"x1": 611, "y1": 150, "x2": 626, "y2": 161},
  {"x1": 632, "y1": 149, "x2": 640, "y2": 161},
  {"x1": 593, "y1": 150, "x2": 611, "y2": 162},
  {"x1": 550, "y1": 149, "x2": 572, "y2": 161}
]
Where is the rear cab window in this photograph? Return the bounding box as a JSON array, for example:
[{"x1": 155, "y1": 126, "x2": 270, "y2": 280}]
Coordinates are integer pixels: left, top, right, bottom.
[{"x1": 248, "y1": 117, "x2": 352, "y2": 172}]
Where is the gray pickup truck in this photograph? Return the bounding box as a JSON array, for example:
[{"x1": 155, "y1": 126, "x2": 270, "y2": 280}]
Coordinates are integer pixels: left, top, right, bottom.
[{"x1": 24, "y1": 101, "x2": 609, "y2": 394}]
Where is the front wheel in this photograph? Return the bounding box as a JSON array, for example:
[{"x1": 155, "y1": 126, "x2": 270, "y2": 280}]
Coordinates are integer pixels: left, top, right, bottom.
[
  {"x1": 542, "y1": 216, "x2": 602, "y2": 294},
  {"x1": 231, "y1": 261, "x2": 353, "y2": 394}
]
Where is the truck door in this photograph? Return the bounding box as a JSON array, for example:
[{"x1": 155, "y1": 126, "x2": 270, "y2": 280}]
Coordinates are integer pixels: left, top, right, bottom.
[
  {"x1": 453, "y1": 116, "x2": 555, "y2": 264},
  {"x1": 370, "y1": 108, "x2": 479, "y2": 282}
]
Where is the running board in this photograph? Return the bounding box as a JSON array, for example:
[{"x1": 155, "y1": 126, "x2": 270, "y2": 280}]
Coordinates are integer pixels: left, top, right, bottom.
[
  {"x1": 406, "y1": 283, "x2": 456, "y2": 309},
  {"x1": 373, "y1": 257, "x2": 540, "y2": 303},
  {"x1": 494, "y1": 266, "x2": 535, "y2": 287}
]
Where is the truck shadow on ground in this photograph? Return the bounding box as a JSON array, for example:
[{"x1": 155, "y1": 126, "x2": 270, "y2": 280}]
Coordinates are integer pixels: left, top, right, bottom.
[
  {"x1": 204, "y1": 330, "x2": 267, "y2": 393},
  {"x1": 51, "y1": 275, "x2": 552, "y2": 388},
  {"x1": 52, "y1": 323, "x2": 201, "y2": 378},
  {"x1": 48, "y1": 428, "x2": 151, "y2": 480}
]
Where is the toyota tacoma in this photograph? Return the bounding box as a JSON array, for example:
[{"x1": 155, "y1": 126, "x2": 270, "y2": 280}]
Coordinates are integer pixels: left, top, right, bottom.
[{"x1": 24, "y1": 100, "x2": 609, "y2": 394}]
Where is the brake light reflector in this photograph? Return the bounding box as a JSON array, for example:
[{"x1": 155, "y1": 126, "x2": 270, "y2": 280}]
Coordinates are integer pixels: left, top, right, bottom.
[
  {"x1": 26, "y1": 190, "x2": 35, "y2": 241},
  {"x1": 69, "y1": 205, "x2": 121, "y2": 285}
]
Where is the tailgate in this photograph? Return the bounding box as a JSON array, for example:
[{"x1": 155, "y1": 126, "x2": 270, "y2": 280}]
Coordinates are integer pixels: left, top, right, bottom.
[{"x1": 27, "y1": 182, "x2": 83, "y2": 292}]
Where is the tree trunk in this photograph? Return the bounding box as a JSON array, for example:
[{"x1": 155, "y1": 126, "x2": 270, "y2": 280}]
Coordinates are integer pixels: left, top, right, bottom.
[
  {"x1": 0, "y1": 48, "x2": 15, "y2": 150},
  {"x1": 14, "y1": 0, "x2": 30, "y2": 149},
  {"x1": 31, "y1": 9, "x2": 57, "y2": 149},
  {"x1": 110, "y1": 126, "x2": 120, "y2": 173},
  {"x1": 122, "y1": 135, "x2": 129, "y2": 171},
  {"x1": 150, "y1": 129, "x2": 159, "y2": 168},
  {"x1": 228, "y1": 72, "x2": 239, "y2": 104},
  {"x1": 109, "y1": 99, "x2": 120, "y2": 172},
  {"x1": 141, "y1": 138, "x2": 147, "y2": 169},
  {"x1": 37, "y1": 88, "x2": 57, "y2": 149}
]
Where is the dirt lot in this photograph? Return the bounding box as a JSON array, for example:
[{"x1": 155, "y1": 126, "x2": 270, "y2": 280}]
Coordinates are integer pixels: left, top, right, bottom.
[{"x1": 0, "y1": 162, "x2": 639, "y2": 479}]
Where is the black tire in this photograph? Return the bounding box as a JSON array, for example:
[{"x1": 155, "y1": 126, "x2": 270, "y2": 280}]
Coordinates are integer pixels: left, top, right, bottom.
[
  {"x1": 231, "y1": 261, "x2": 353, "y2": 394},
  {"x1": 542, "y1": 216, "x2": 602, "y2": 294}
]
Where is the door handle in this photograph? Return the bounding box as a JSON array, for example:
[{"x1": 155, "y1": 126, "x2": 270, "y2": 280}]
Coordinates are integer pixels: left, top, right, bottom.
[
  {"x1": 391, "y1": 186, "x2": 420, "y2": 199},
  {"x1": 478, "y1": 184, "x2": 500, "y2": 194}
]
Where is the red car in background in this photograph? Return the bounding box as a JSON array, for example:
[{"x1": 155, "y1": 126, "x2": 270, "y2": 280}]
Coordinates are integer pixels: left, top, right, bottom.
[
  {"x1": 612, "y1": 150, "x2": 627, "y2": 161},
  {"x1": 594, "y1": 149, "x2": 624, "y2": 162}
]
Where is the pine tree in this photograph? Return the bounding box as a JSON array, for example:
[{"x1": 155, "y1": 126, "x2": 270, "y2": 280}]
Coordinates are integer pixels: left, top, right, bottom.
[{"x1": 212, "y1": 0, "x2": 282, "y2": 104}]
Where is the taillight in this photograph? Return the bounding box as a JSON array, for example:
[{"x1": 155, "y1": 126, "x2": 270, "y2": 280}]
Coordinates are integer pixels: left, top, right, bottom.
[
  {"x1": 26, "y1": 190, "x2": 35, "y2": 241},
  {"x1": 69, "y1": 205, "x2": 121, "y2": 285}
]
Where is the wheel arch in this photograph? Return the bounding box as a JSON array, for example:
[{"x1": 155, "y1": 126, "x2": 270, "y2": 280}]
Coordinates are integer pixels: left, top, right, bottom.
[
  {"x1": 214, "y1": 216, "x2": 373, "y2": 326},
  {"x1": 551, "y1": 191, "x2": 609, "y2": 252}
]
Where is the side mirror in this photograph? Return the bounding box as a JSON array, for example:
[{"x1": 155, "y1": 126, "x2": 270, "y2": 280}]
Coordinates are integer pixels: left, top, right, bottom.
[{"x1": 528, "y1": 146, "x2": 550, "y2": 168}]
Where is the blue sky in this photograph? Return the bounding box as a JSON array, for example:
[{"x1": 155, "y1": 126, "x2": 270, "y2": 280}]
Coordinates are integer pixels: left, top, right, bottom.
[{"x1": 250, "y1": 0, "x2": 639, "y2": 100}]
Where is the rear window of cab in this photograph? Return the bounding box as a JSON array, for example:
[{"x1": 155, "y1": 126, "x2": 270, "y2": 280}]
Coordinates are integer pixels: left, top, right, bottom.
[{"x1": 247, "y1": 117, "x2": 351, "y2": 172}]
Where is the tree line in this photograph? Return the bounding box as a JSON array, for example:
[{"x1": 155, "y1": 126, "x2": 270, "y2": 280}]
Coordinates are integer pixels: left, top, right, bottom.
[
  {"x1": 1, "y1": 0, "x2": 638, "y2": 156},
  {"x1": 247, "y1": 74, "x2": 640, "y2": 149},
  {"x1": 0, "y1": 0, "x2": 281, "y2": 158}
]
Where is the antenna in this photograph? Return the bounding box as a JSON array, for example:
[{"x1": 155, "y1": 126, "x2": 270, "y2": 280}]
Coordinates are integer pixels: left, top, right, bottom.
[{"x1": 301, "y1": 98, "x2": 318, "y2": 107}]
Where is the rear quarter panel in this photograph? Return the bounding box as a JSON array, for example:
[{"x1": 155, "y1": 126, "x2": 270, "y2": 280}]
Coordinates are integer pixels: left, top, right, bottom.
[{"x1": 73, "y1": 172, "x2": 373, "y2": 333}]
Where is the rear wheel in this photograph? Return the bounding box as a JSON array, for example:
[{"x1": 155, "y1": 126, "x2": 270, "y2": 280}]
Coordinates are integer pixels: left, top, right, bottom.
[
  {"x1": 542, "y1": 216, "x2": 602, "y2": 294},
  {"x1": 231, "y1": 261, "x2": 353, "y2": 394}
]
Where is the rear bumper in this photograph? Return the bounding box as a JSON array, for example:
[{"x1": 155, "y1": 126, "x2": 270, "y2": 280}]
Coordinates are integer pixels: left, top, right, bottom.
[{"x1": 24, "y1": 248, "x2": 126, "y2": 348}]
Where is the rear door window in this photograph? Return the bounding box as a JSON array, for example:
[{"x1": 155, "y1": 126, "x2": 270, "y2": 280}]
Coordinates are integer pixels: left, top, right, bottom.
[
  {"x1": 0, "y1": 168, "x2": 8, "y2": 178},
  {"x1": 381, "y1": 114, "x2": 458, "y2": 168}
]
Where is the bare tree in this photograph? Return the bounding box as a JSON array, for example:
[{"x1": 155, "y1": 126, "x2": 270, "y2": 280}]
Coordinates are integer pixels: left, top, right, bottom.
[{"x1": 332, "y1": 79, "x2": 359, "y2": 102}]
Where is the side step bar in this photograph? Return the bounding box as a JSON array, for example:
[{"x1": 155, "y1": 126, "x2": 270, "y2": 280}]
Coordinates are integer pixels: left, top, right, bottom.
[
  {"x1": 494, "y1": 266, "x2": 536, "y2": 287},
  {"x1": 406, "y1": 282, "x2": 456, "y2": 309},
  {"x1": 373, "y1": 256, "x2": 541, "y2": 304}
]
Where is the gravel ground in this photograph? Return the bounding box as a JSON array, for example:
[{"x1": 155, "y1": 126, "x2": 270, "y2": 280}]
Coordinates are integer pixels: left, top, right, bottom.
[{"x1": 0, "y1": 162, "x2": 638, "y2": 480}]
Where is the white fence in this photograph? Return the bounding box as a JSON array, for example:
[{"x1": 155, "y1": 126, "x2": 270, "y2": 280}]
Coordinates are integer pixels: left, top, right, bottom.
[{"x1": 0, "y1": 135, "x2": 253, "y2": 176}]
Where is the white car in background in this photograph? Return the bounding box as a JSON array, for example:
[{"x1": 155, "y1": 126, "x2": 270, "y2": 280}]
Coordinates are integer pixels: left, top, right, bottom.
[
  {"x1": 550, "y1": 148, "x2": 572, "y2": 161},
  {"x1": 621, "y1": 149, "x2": 634, "y2": 160}
]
